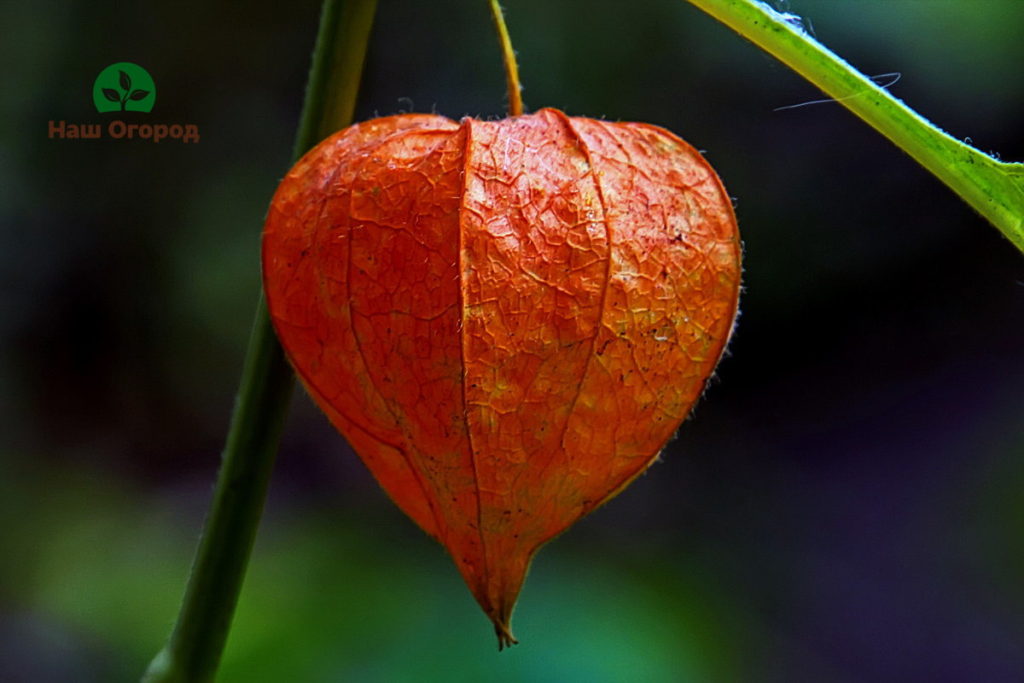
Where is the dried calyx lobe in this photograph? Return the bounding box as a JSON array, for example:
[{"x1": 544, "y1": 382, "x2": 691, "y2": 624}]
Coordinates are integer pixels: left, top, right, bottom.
[{"x1": 262, "y1": 108, "x2": 741, "y2": 646}]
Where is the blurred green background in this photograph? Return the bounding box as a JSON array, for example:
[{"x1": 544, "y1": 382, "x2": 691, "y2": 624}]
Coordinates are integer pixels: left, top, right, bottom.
[{"x1": 2, "y1": 0, "x2": 1023, "y2": 680}]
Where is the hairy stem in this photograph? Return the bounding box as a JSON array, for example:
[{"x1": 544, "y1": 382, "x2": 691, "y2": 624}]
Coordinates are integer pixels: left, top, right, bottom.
[
  {"x1": 683, "y1": 0, "x2": 1024, "y2": 253},
  {"x1": 141, "y1": 1, "x2": 378, "y2": 681},
  {"x1": 488, "y1": 0, "x2": 524, "y2": 116}
]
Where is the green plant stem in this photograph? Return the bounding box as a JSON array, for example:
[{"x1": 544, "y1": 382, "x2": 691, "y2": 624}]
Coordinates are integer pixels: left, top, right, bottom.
[
  {"x1": 141, "y1": 1, "x2": 378, "y2": 681},
  {"x1": 294, "y1": 0, "x2": 379, "y2": 158},
  {"x1": 683, "y1": 0, "x2": 1024, "y2": 253},
  {"x1": 487, "y1": 0, "x2": 524, "y2": 116},
  {"x1": 142, "y1": 307, "x2": 293, "y2": 683}
]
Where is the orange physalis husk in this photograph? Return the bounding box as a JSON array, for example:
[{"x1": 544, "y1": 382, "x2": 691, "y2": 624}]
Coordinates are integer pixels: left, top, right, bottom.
[{"x1": 262, "y1": 108, "x2": 741, "y2": 648}]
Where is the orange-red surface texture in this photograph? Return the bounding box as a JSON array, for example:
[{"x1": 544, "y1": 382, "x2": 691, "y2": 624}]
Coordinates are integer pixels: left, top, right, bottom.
[{"x1": 262, "y1": 108, "x2": 741, "y2": 646}]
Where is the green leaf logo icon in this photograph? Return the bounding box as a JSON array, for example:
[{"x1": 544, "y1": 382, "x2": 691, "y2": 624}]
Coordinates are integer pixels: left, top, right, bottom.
[{"x1": 93, "y1": 62, "x2": 156, "y2": 113}]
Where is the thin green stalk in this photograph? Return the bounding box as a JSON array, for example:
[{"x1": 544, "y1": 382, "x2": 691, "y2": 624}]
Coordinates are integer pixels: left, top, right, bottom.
[
  {"x1": 684, "y1": 0, "x2": 1024, "y2": 253},
  {"x1": 293, "y1": 0, "x2": 379, "y2": 158},
  {"x1": 487, "y1": 0, "x2": 524, "y2": 116},
  {"x1": 142, "y1": 1, "x2": 378, "y2": 681}
]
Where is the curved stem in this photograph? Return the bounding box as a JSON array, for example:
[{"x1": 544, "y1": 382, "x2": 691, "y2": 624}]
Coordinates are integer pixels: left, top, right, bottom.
[
  {"x1": 683, "y1": 0, "x2": 1024, "y2": 253},
  {"x1": 294, "y1": 0, "x2": 379, "y2": 155},
  {"x1": 488, "y1": 0, "x2": 524, "y2": 116},
  {"x1": 141, "y1": 1, "x2": 378, "y2": 681},
  {"x1": 142, "y1": 307, "x2": 293, "y2": 683}
]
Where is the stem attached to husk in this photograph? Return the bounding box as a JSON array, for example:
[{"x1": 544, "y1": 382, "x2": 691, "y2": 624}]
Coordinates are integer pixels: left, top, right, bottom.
[
  {"x1": 485, "y1": 0, "x2": 525, "y2": 650},
  {"x1": 488, "y1": 0, "x2": 524, "y2": 117},
  {"x1": 141, "y1": 1, "x2": 378, "y2": 681},
  {"x1": 683, "y1": 0, "x2": 1024, "y2": 253}
]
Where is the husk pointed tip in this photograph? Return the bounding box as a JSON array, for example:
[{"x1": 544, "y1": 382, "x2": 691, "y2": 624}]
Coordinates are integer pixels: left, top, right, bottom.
[{"x1": 493, "y1": 618, "x2": 519, "y2": 651}]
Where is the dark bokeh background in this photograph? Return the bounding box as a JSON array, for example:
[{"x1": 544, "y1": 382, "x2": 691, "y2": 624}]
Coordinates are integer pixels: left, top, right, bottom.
[{"x1": 2, "y1": 0, "x2": 1023, "y2": 680}]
